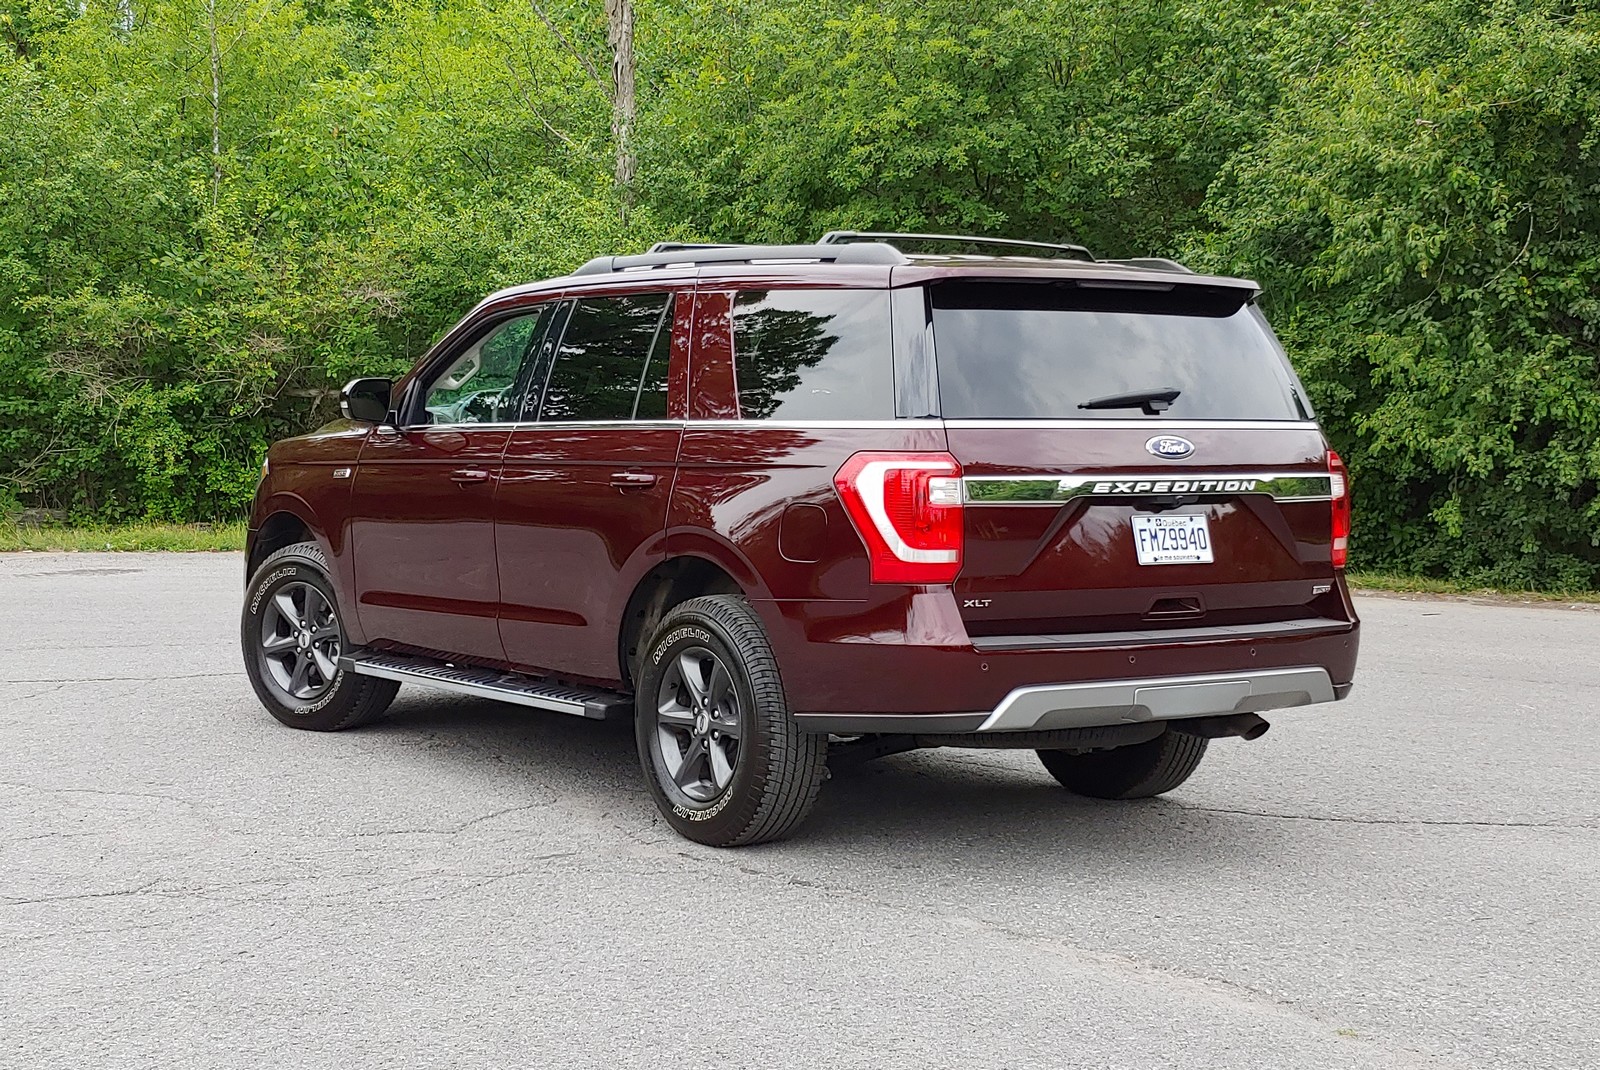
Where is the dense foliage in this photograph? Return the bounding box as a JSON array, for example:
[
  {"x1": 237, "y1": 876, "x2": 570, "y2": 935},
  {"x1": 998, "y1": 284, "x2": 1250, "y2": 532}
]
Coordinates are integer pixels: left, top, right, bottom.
[{"x1": 1, "y1": 0, "x2": 1597, "y2": 585}]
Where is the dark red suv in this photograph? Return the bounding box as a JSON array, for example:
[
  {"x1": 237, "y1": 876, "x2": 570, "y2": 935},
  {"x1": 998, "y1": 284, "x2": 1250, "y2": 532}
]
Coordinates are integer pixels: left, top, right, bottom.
[{"x1": 242, "y1": 232, "x2": 1359, "y2": 846}]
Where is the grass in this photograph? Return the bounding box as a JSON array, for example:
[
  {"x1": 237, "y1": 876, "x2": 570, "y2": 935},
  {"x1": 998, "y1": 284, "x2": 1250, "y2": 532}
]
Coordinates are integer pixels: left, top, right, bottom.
[
  {"x1": 1346, "y1": 570, "x2": 1600, "y2": 604},
  {"x1": 0, "y1": 520, "x2": 247, "y2": 553}
]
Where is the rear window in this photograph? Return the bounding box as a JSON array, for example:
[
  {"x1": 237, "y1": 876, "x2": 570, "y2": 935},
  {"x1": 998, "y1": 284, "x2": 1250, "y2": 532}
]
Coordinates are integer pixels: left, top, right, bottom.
[
  {"x1": 731, "y1": 289, "x2": 893, "y2": 420},
  {"x1": 929, "y1": 281, "x2": 1310, "y2": 421}
]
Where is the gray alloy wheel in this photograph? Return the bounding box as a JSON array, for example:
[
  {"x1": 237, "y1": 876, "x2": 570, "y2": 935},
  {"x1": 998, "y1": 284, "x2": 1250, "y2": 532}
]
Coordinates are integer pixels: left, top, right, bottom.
[
  {"x1": 241, "y1": 540, "x2": 398, "y2": 731},
  {"x1": 652, "y1": 645, "x2": 744, "y2": 805},
  {"x1": 634, "y1": 595, "x2": 828, "y2": 847},
  {"x1": 257, "y1": 581, "x2": 342, "y2": 702}
]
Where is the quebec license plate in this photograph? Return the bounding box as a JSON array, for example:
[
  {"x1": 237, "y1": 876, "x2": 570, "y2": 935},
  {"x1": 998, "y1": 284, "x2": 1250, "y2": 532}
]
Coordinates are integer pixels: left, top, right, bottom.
[{"x1": 1131, "y1": 514, "x2": 1213, "y2": 565}]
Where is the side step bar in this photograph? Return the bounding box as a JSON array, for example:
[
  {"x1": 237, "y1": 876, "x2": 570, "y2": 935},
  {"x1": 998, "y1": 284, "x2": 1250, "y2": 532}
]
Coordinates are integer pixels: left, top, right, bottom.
[{"x1": 340, "y1": 650, "x2": 632, "y2": 720}]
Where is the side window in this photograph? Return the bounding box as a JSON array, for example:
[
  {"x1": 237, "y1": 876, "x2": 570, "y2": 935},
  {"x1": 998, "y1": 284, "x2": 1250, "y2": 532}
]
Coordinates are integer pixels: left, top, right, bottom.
[
  {"x1": 731, "y1": 289, "x2": 894, "y2": 420},
  {"x1": 538, "y1": 292, "x2": 671, "y2": 422},
  {"x1": 422, "y1": 310, "x2": 548, "y2": 425}
]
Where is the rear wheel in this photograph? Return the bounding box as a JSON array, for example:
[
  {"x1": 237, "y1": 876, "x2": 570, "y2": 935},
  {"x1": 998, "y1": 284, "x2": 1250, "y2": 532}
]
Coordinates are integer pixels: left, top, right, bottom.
[
  {"x1": 635, "y1": 595, "x2": 827, "y2": 847},
  {"x1": 242, "y1": 541, "x2": 398, "y2": 731},
  {"x1": 1036, "y1": 729, "x2": 1208, "y2": 800}
]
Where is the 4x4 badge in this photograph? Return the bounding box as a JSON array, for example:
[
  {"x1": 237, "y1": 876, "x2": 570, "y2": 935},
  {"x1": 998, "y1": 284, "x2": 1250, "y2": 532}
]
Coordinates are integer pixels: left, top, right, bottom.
[{"x1": 1145, "y1": 435, "x2": 1195, "y2": 459}]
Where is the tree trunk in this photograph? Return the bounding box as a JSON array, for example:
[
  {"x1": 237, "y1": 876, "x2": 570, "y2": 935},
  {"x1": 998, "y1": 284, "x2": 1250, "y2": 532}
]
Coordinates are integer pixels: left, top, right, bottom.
[
  {"x1": 604, "y1": 0, "x2": 636, "y2": 220},
  {"x1": 207, "y1": 0, "x2": 222, "y2": 206}
]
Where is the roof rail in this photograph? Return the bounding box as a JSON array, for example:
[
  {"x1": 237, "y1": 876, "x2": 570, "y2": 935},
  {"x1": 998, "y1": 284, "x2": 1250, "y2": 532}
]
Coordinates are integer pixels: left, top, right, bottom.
[
  {"x1": 571, "y1": 242, "x2": 907, "y2": 276},
  {"x1": 818, "y1": 230, "x2": 1095, "y2": 262},
  {"x1": 645, "y1": 241, "x2": 739, "y2": 253}
]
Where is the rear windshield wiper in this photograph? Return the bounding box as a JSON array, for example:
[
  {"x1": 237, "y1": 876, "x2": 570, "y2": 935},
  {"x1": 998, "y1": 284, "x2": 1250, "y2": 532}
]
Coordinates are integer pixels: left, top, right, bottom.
[{"x1": 1077, "y1": 387, "x2": 1181, "y2": 416}]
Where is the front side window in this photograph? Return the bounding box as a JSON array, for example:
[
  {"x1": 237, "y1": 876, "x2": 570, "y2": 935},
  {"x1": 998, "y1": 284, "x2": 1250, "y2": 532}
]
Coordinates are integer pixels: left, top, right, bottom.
[
  {"x1": 731, "y1": 289, "x2": 894, "y2": 420},
  {"x1": 422, "y1": 310, "x2": 548, "y2": 425},
  {"x1": 538, "y1": 292, "x2": 673, "y2": 422}
]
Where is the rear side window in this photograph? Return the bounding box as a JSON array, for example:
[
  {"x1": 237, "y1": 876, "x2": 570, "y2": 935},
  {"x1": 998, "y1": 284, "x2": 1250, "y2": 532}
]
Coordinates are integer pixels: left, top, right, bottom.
[
  {"x1": 538, "y1": 292, "x2": 672, "y2": 421},
  {"x1": 929, "y1": 281, "x2": 1310, "y2": 421},
  {"x1": 731, "y1": 289, "x2": 893, "y2": 420}
]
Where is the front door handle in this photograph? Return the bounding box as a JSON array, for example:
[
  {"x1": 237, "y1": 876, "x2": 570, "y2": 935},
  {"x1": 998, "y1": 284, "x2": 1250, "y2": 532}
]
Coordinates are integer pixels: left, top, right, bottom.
[
  {"x1": 610, "y1": 472, "x2": 658, "y2": 488},
  {"x1": 450, "y1": 468, "x2": 492, "y2": 485}
]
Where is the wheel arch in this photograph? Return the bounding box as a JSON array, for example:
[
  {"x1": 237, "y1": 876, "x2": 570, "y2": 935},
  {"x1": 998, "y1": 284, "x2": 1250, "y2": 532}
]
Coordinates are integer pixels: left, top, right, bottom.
[
  {"x1": 243, "y1": 495, "x2": 328, "y2": 578},
  {"x1": 617, "y1": 555, "x2": 747, "y2": 691}
]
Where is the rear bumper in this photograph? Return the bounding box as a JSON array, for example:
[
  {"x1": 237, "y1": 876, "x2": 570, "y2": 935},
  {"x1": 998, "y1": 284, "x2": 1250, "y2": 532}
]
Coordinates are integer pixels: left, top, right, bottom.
[
  {"x1": 754, "y1": 589, "x2": 1358, "y2": 729},
  {"x1": 794, "y1": 667, "x2": 1340, "y2": 735}
]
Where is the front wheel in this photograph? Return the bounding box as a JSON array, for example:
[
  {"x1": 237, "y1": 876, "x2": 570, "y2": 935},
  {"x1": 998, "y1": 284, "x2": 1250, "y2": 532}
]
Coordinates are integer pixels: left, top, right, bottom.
[
  {"x1": 635, "y1": 595, "x2": 827, "y2": 847},
  {"x1": 1036, "y1": 729, "x2": 1208, "y2": 800},
  {"x1": 241, "y1": 541, "x2": 398, "y2": 731}
]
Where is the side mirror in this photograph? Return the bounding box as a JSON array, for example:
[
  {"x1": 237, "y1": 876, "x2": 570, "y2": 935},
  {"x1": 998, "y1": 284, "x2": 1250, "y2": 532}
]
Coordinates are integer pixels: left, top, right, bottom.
[{"x1": 340, "y1": 377, "x2": 394, "y2": 425}]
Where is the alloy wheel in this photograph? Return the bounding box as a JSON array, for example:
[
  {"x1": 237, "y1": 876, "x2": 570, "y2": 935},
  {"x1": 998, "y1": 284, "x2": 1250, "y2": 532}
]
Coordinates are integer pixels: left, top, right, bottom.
[
  {"x1": 258, "y1": 581, "x2": 342, "y2": 701},
  {"x1": 653, "y1": 645, "x2": 743, "y2": 804}
]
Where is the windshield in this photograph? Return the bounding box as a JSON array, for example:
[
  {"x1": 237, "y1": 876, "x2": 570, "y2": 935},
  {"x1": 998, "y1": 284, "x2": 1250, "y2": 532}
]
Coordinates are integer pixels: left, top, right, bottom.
[{"x1": 929, "y1": 280, "x2": 1310, "y2": 420}]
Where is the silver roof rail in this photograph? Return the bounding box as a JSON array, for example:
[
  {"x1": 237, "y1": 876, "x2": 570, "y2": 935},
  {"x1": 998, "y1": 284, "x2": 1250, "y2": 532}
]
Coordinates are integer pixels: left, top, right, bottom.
[
  {"x1": 818, "y1": 230, "x2": 1095, "y2": 262},
  {"x1": 572, "y1": 242, "x2": 907, "y2": 276}
]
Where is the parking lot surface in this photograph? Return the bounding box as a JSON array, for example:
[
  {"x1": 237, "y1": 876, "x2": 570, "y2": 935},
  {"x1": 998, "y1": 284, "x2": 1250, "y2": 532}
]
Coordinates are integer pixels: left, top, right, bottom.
[{"x1": 2, "y1": 553, "x2": 1596, "y2": 1068}]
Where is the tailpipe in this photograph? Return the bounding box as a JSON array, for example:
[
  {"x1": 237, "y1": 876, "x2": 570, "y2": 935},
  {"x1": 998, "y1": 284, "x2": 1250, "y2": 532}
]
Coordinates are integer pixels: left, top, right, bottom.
[{"x1": 1175, "y1": 713, "x2": 1270, "y2": 741}]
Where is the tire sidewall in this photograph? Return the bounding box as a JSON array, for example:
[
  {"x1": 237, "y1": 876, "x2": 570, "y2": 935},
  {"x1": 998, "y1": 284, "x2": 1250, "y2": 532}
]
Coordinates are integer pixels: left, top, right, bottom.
[
  {"x1": 241, "y1": 545, "x2": 357, "y2": 727},
  {"x1": 635, "y1": 605, "x2": 769, "y2": 841}
]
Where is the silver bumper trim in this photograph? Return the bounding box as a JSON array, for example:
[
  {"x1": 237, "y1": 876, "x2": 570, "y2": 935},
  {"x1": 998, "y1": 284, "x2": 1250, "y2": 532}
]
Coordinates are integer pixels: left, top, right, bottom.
[{"x1": 977, "y1": 666, "x2": 1337, "y2": 732}]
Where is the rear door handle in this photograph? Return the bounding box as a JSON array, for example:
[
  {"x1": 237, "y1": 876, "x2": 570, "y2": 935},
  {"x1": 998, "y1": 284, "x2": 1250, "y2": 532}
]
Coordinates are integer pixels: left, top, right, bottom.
[
  {"x1": 610, "y1": 472, "x2": 658, "y2": 488},
  {"x1": 450, "y1": 468, "x2": 492, "y2": 485}
]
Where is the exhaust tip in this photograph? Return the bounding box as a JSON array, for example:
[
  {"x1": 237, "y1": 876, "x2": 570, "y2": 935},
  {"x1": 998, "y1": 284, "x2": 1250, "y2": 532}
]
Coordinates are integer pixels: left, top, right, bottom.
[
  {"x1": 1236, "y1": 714, "x2": 1270, "y2": 741},
  {"x1": 1175, "y1": 713, "x2": 1271, "y2": 740}
]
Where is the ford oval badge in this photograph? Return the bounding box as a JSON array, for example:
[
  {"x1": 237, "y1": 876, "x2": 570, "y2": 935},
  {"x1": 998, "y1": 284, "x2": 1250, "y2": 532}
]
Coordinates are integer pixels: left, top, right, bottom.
[{"x1": 1145, "y1": 435, "x2": 1195, "y2": 460}]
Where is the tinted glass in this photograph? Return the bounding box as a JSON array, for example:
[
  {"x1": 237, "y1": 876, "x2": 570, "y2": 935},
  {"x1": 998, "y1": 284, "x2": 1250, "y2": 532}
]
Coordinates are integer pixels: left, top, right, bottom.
[
  {"x1": 930, "y1": 281, "x2": 1309, "y2": 421},
  {"x1": 634, "y1": 294, "x2": 676, "y2": 420},
  {"x1": 539, "y1": 293, "x2": 671, "y2": 422},
  {"x1": 422, "y1": 310, "x2": 547, "y2": 425},
  {"x1": 732, "y1": 289, "x2": 893, "y2": 420}
]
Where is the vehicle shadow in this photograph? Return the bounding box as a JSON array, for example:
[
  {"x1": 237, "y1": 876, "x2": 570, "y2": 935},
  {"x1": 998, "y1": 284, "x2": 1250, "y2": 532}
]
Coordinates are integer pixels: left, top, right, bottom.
[{"x1": 368, "y1": 689, "x2": 1281, "y2": 864}]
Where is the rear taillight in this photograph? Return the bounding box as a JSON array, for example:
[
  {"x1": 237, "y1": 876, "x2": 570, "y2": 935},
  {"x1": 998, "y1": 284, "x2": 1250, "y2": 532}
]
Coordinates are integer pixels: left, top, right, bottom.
[
  {"x1": 1329, "y1": 449, "x2": 1351, "y2": 569},
  {"x1": 834, "y1": 452, "x2": 964, "y2": 584}
]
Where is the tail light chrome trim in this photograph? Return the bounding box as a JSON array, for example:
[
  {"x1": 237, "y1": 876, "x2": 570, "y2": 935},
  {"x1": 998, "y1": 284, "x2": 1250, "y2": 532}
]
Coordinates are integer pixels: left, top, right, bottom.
[{"x1": 963, "y1": 472, "x2": 1335, "y2": 505}]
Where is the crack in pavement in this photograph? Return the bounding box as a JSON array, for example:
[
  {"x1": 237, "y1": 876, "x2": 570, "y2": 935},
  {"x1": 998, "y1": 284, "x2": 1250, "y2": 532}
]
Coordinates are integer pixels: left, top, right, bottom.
[
  {"x1": 1, "y1": 672, "x2": 243, "y2": 683},
  {"x1": 1166, "y1": 803, "x2": 1600, "y2": 830},
  {"x1": 622, "y1": 836, "x2": 1475, "y2": 1070},
  {"x1": 338, "y1": 802, "x2": 550, "y2": 839},
  {"x1": 2, "y1": 879, "x2": 165, "y2": 906},
  {"x1": 0, "y1": 781, "x2": 201, "y2": 809}
]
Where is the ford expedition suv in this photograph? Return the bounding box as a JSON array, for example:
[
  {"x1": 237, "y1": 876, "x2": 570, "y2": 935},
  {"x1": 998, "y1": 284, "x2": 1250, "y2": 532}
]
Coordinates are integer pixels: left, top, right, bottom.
[{"x1": 242, "y1": 231, "x2": 1359, "y2": 846}]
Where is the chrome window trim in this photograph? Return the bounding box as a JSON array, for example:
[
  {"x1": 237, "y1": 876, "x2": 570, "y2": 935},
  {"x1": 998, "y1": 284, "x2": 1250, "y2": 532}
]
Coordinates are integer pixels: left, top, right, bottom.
[
  {"x1": 399, "y1": 417, "x2": 1318, "y2": 434},
  {"x1": 963, "y1": 472, "x2": 1334, "y2": 505},
  {"x1": 942, "y1": 419, "x2": 1322, "y2": 431},
  {"x1": 682, "y1": 419, "x2": 945, "y2": 430},
  {"x1": 402, "y1": 420, "x2": 689, "y2": 431}
]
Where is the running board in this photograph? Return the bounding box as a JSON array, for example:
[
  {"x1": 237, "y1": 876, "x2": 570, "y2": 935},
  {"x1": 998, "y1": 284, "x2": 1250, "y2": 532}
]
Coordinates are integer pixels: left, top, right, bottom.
[{"x1": 340, "y1": 650, "x2": 632, "y2": 720}]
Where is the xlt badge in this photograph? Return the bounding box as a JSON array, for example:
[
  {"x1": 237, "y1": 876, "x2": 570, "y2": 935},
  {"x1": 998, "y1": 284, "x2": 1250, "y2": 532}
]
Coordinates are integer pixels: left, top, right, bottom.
[{"x1": 963, "y1": 599, "x2": 992, "y2": 608}]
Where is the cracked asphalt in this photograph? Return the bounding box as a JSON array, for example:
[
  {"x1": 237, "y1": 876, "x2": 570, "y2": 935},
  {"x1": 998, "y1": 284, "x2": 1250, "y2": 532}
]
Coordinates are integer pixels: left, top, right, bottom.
[{"x1": 2, "y1": 553, "x2": 1596, "y2": 1069}]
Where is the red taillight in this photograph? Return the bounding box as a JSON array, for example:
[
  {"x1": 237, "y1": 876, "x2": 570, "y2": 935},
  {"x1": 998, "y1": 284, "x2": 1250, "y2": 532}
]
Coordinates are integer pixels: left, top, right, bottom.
[
  {"x1": 834, "y1": 452, "x2": 964, "y2": 584},
  {"x1": 1329, "y1": 449, "x2": 1351, "y2": 569}
]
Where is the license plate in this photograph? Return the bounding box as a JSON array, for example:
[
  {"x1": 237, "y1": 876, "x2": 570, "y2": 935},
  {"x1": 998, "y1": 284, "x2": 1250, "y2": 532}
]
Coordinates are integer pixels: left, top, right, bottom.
[{"x1": 1132, "y1": 514, "x2": 1213, "y2": 565}]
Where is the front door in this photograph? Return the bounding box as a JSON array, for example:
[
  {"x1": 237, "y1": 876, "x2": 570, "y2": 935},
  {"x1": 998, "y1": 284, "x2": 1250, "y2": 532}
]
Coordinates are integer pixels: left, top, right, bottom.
[
  {"x1": 495, "y1": 289, "x2": 686, "y2": 682},
  {"x1": 349, "y1": 307, "x2": 551, "y2": 662}
]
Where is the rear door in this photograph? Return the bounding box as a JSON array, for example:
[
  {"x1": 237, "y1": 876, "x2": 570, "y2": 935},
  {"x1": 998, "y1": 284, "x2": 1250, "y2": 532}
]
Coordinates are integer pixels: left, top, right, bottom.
[
  {"x1": 921, "y1": 276, "x2": 1347, "y2": 643},
  {"x1": 494, "y1": 288, "x2": 685, "y2": 681}
]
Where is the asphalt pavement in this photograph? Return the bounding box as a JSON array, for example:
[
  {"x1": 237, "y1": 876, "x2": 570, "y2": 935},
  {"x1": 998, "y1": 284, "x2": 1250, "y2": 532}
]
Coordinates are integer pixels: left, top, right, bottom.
[{"x1": 2, "y1": 553, "x2": 1596, "y2": 1069}]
